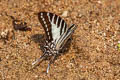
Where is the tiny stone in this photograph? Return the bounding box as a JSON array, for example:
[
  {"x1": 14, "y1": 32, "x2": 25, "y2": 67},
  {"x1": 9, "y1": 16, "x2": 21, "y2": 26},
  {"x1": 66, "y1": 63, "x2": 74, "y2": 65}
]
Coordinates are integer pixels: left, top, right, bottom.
[
  {"x1": 35, "y1": 75, "x2": 38, "y2": 78},
  {"x1": 78, "y1": 14, "x2": 82, "y2": 17},
  {"x1": 97, "y1": 1, "x2": 102, "y2": 4},
  {"x1": 6, "y1": 55, "x2": 9, "y2": 59},
  {"x1": 103, "y1": 32, "x2": 106, "y2": 37},
  {"x1": 66, "y1": 63, "x2": 74, "y2": 68},
  {"x1": 0, "y1": 29, "x2": 9, "y2": 39},
  {"x1": 62, "y1": 11, "x2": 68, "y2": 17},
  {"x1": 118, "y1": 41, "x2": 120, "y2": 43}
]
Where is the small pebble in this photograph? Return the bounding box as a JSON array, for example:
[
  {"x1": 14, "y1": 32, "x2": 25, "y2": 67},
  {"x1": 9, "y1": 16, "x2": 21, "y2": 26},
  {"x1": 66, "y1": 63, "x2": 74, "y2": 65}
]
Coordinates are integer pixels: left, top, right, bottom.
[
  {"x1": 118, "y1": 41, "x2": 120, "y2": 43},
  {"x1": 62, "y1": 11, "x2": 68, "y2": 17},
  {"x1": 0, "y1": 29, "x2": 9, "y2": 39},
  {"x1": 97, "y1": 1, "x2": 102, "y2": 4}
]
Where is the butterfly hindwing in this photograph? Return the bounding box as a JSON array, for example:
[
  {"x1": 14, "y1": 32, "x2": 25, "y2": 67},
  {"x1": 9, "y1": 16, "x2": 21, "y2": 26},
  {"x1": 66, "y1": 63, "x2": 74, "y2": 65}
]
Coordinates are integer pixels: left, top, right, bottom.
[{"x1": 56, "y1": 24, "x2": 77, "y2": 50}]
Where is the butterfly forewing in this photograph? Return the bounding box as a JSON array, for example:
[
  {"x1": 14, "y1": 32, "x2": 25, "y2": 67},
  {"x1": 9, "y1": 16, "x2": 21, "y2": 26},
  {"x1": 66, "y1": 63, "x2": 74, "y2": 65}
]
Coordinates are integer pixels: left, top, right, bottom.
[
  {"x1": 38, "y1": 12, "x2": 67, "y2": 43},
  {"x1": 38, "y1": 12, "x2": 53, "y2": 42}
]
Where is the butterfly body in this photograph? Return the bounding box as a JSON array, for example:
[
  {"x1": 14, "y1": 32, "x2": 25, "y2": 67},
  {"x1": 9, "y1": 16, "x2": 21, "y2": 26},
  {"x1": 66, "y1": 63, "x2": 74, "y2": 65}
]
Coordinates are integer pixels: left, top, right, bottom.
[
  {"x1": 43, "y1": 40, "x2": 58, "y2": 56},
  {"x1": 32, "y1": 12, "x2": 77, "y2": 73}
]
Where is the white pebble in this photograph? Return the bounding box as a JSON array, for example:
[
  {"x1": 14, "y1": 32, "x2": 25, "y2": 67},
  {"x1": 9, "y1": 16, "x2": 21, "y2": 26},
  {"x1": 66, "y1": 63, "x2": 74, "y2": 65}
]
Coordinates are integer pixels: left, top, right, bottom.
[
  {"x1": 62, "y1": 11, "x2": 68, "y2": 17},
  {"x1": 118, "y1": 41, "x2": 120, "y2": 43}
]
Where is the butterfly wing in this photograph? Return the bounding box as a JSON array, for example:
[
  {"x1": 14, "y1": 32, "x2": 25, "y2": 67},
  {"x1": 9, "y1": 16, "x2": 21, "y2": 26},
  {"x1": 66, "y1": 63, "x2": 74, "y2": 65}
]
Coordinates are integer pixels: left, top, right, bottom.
[
  {"x1": 33, "y1": 12, "x2": 77, "y2": 73},
  {"x1": 38, "y1": 12, "x2": 67, "y2": 43},
  {"x1": 56, "y1": 24, "x2": 77, "y2": 50}
]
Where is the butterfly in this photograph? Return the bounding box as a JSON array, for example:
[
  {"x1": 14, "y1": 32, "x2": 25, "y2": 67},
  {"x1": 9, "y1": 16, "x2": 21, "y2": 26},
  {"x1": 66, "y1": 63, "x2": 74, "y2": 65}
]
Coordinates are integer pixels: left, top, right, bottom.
[{"x1": 32, "y1": 12, "x2": 77, "y2": 73}]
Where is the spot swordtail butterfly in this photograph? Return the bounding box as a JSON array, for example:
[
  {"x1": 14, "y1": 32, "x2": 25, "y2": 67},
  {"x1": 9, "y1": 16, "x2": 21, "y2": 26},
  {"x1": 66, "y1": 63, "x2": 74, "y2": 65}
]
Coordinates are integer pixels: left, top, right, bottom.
[{"x1": 32, "y1": 12, "x2": 77, "y2": 73}]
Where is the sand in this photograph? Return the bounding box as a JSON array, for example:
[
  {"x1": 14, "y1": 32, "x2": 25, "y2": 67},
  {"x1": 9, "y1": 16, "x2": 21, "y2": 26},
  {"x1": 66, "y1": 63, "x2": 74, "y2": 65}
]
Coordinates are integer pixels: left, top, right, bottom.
[{"x1": 0, "y1": 0, "x2": 120, "y2": 80}]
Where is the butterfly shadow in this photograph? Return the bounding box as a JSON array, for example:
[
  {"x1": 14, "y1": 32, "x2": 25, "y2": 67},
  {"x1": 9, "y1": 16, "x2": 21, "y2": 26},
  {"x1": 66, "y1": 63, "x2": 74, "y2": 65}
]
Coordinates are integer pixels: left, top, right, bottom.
[
  {"x1": 59, "y1": 38, "x2": 72, "y2": 55},
  {"x1": 31, "y1": 34, "x2": 44, "y2": 43},
  {"x1": 31, "y1": 34, "x2": 45, "y2": 51}
]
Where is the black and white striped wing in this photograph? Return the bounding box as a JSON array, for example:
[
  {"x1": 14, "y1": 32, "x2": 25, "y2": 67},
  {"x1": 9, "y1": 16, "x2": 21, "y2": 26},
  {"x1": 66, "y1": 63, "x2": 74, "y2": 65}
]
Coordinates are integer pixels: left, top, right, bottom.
[
  {"x1": 38, "y1": 12, "x2": 67, "y2": 43},
  {"x1": 55, "y1": 24, "x2": 76, "y2": 50}
]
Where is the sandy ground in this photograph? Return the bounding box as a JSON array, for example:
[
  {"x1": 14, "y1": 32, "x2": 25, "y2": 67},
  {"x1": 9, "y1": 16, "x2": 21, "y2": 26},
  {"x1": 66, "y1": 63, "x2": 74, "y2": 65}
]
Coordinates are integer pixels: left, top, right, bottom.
[{"x1": 0, "y1": 0, "x2": 120, "y2": 80}]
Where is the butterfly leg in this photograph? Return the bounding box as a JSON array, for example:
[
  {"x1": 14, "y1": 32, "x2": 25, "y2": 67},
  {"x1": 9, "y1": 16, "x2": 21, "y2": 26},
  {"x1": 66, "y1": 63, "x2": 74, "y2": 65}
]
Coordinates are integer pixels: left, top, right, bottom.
[
  {"x1": 32, "y1": 52, "x2": 46, "y2": 66},
  {"x1": 46, "y1": 55, "x2": 57, "y2": 73}
]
